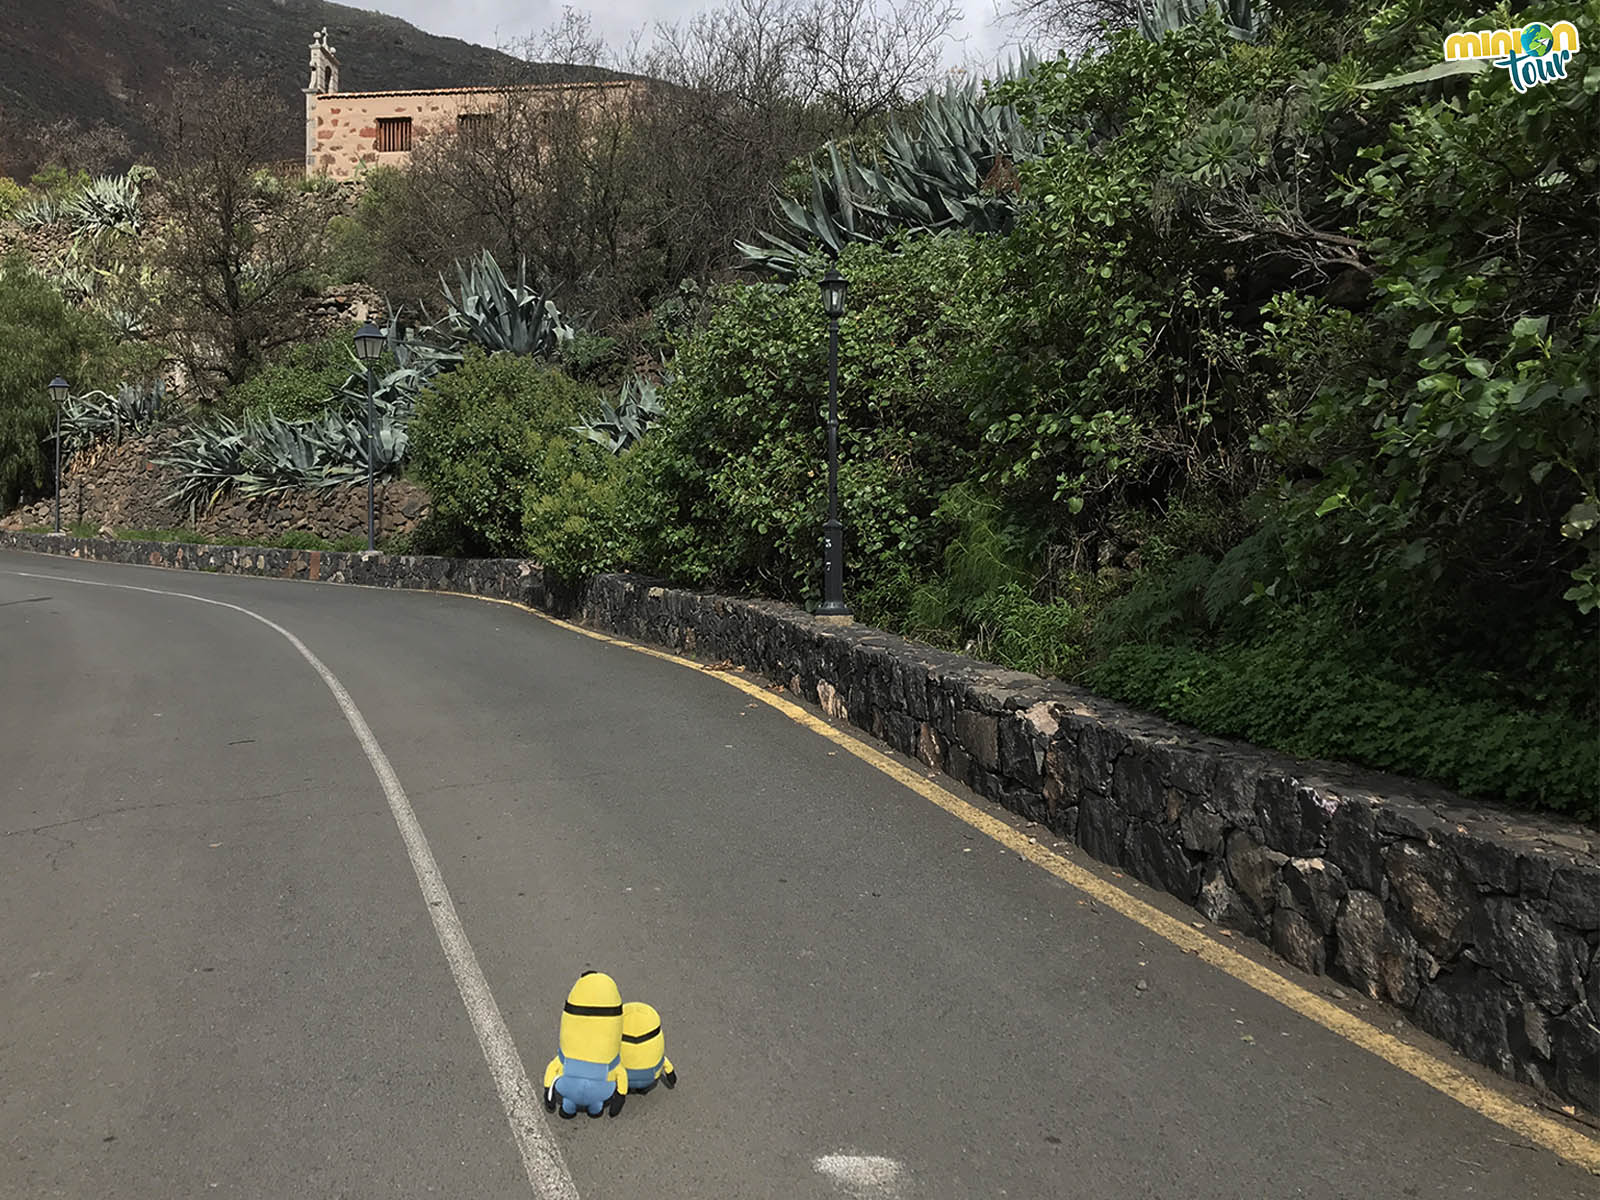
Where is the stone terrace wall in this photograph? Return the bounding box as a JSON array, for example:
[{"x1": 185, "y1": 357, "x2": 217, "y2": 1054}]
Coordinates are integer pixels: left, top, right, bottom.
[
  {"x1": 0, "y1": 532, "x2": 543, "y2": 605},
  {"x1": 0, "y1": 429, "x2": 430, "y2": 545},
  {"x1": 1, "y1": 535, "x2": 1595, "y2": 1111}
]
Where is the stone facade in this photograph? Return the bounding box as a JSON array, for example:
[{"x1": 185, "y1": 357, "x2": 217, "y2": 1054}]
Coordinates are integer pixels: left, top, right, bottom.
[
  {"x1": 302, "y1": 27, "x2": 642, "y2": 181},
  {"x1": 2, "y1": 535, "x2": 1595, "y2": 1112}
]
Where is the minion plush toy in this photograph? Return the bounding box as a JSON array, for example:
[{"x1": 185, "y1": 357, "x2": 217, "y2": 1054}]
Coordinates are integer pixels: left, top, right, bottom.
[
  {"x1": 543, "y1": 971, "x2": 628, "y2": 1118},
  {"x1": 620, "y1": 1002, "x2": 678, "y2": 1095}
]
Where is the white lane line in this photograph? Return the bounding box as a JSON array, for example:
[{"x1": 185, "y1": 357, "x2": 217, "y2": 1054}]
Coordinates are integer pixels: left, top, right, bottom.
[{"x1": 7, "y1": 569, "x2": 578, "y2": 1200}]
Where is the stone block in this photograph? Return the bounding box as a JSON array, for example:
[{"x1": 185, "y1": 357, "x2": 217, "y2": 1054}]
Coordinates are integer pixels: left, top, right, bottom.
[
  {"x1": 1272, "y1": 907, "x2": 1327, "y2": 975},
  {"x1": 1074, "y1": 715, "x2": 1125, "y2": 796},
  {"x1": 916, "y1": 722, "x2": 944, "y2": 772},
  {"x1": 1446, "y1": 830, "x2": 1521, "y2": 894},
  {"x1": 1333, "y1": 890, "x2": 1431, "y2": 1008},
  {"x1": 1280, "y1": 856, "x2": 1346, "y2": 936},
  {"x1": 1413, "y1": 961, "x2": 1518, "y2": 1078},
  {"x1": 1326, "y1": 797, "x2": 1383, "y2": 893},
  {"x1": 1254, "y1": 775, "x2": 1333, "y2": 857},
  {"x1": 1209, "y1": 755, "x2": 1263, "y2": 835},
  {"x1": 998, "y1": 712, "x2": 1041, "y2": 788},
  {"x1": 1224, "y1": 830, "x2": 1286, "y2": 918},
  {"x1": 954, "y1": 709, "x2": 1000, "y2": 773},
  {"x1": 1197, "y1": 862, "x2": 1259, "y2": 936},
  {"x1": 1551, "y1": 1006, "x2": 1600, "y2": 1113},
  {"x1": 1111, "y1": 742, "x2": 1169, "y2": 823},
  {"x1": 1077, "y1": 791, "x2": 1126, "y2": 868},
  {"x1": 1124, "y1": 822, "x2": 1199, "y2": 903},
  {"x1": 1179, "y1": 804, "x2": 1226, "y2": 857},
  {"x1": 1548, "y1": 867, "x2": 1600, "y2": 932},
  {"x1": 1383, "y1": 840, "x2": 1472, "y2": 959},
  {"x1": 1470, "y1": 897, "x2": 1583, "y2": 1011}
]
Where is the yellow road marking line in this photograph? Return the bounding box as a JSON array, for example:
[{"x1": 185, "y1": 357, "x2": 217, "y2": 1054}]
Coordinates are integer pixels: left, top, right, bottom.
[{"x1": 447, "y1": 590, "x2": 1600, "y2": 1175}]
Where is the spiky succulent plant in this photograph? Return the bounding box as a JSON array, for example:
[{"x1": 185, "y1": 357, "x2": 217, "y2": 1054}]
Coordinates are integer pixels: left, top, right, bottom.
[
  {"x1": 738, "y1": 58, "x2": 1041, "y2": 277},
  {"x1": 573, "y1": 374, "x2": 666, "y2": 454},
  {"x1": 61, "y1": 173, "x2": 142, "y2": 239},
  {"x1": 440, "y1": 251, "x2": 574, "y2": 358},
  {"x1": 1136, "y1": 0, "x2": 1266, "y2": 42}
]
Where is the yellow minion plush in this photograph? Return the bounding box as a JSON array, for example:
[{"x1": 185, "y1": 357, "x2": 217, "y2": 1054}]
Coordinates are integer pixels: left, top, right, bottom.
[
  {"x1": 543, "y1": 971, "x2": 628, "y2": 1118},
  {"x1": 620, "y1": 1001, "x2": 677, "y2": 1095}
]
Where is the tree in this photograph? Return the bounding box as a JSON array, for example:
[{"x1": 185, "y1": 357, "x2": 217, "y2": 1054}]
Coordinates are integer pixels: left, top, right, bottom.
[
  {"x1": 0, "y1": 260, "x2": 115, "y2": 511},
  {"x1": 996, "y1": 0, "x2": 1148, "y2": 54},
  {"x1": 153, "y1": 73, "x2": 333, "y2": 398},
  {"x1": 353, "y1": 0, "x2": 962, "y2": 323}
]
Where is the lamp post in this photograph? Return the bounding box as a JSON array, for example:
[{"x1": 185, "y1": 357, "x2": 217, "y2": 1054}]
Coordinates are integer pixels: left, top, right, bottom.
[
  {"x1": 354, "y1": 323, "x2": 386, "y2": 551},
  {"x1": 817, "y1": 265, "x2": 851, "y2": 622},
  {"x1": 48, "y1": 377, "x2": 69, "y2": 534}
]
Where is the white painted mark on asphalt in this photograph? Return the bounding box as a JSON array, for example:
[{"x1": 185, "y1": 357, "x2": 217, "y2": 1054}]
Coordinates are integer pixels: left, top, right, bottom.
[
  {"x1": 6, "y1": 569, "x2": 578, "y2": 1200},
  {"x1": 813, "y1": 1153, "x2": 908, "y2": 1197}
]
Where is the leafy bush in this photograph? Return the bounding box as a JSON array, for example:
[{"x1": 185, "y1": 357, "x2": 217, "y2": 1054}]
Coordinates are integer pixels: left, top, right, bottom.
[
  {"x1": 559, "y1": 332, "x2": 625, "y2": 385},
  {"x1": 57, "y1": 381, "x2": 165, "y2": 457},
  {"x1": 0, "y1": 261, "x2": 116, "y2": 510},
  {"x1": 629, "y1": 237, "x2": 990, "y2": 609},
  {"x1": 1087, "y1": 634, "x2": 1598, "y2": 819},
  {"x1": 523, "y1": 438, "x2": 634, "y2": 580},
  {"x1": 0, "y1": 177, "x2": 23, "y2": 219},
  {"x1": 226, "y1": 336, "x2": 365, "y2": 421},
  {"x1": 410, "y1": 351, "x2": 596, "y2": 557}
]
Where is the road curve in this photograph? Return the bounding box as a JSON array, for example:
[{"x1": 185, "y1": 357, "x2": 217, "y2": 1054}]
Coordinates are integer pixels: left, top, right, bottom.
[{"x1": 1, "y1": 549, "x2": 1594, "y2": 1199}]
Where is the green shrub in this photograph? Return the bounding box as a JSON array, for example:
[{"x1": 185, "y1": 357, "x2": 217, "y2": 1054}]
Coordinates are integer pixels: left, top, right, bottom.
[
  {"x1": 1086, "y1": 635, "x2": 1599, "y2": 820},
  {"x1": 224, "y1": 335, "x2": 364, "y2": 421},
  {"x1": 411, "y1": 350, "x2": 596, "y2": 557},
  {"x1": 559, "y1": 332, "x2": 625, "y2": 385},
  {"x1": 0, "y1": 260, "x2": 117, "y2": 510},
  {"x1": 0, "y1": 177, "x2": 23, "y2": 219},
  {"x1": 522, "y1": 437, "x2": 634, "y2": 580},
  {"x1": 629, "y1": 237, "x2": 990, "y2": 608},
  {"x1": 27, "y1": 164, "x2": 90, "y2": 199},
  {"x1": 969, "y1": 584, "x2": 1097, "y2": 679},
  {"x1": 321, "y1": 214, "x2": 377, "y2": 287}
]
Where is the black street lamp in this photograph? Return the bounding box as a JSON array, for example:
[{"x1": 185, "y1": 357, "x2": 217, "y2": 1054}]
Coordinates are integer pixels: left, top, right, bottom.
[
  {"x1": 48, "y1": 377, "x2": 69, "y2": 534},
  {"x1": 817, "y1": 265, "x2": 851, "y2": 622},
  {"x1": 354, "y1": 323, "x2": 386, "y2": 551}
]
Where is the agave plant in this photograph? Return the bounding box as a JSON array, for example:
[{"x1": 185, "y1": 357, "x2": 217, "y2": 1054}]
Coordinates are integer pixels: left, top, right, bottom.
[
  {"x1": 15, "y1": 194, "x2": 60, "y2": 228},
  {"x1": 1136, "y1": 0, "x2": 1266, "y2": 42},
  {"x1": 737, "y1": 59, "x2": 1042, "y2": 277},
  {"x1": 160, "y1": 404, "x2": 410, "y2": 512},
  {"x1": 61, "y1": 173, "x2": 142, "y2": 239},
  {"x1": 573, "y1": 374, "x2": 666, "y2": 454},
  {"x1": 440, "y1": 251, "x2": 574, "y2": 358},
  {"x1": 54, "y1": 380, "x2": 166, "y2": 458}
]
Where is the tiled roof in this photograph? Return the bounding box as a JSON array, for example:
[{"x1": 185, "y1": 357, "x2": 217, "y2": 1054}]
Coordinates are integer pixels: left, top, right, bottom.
[{"x1": 316, "y1": 81, "x2": 637, "y2": 100}]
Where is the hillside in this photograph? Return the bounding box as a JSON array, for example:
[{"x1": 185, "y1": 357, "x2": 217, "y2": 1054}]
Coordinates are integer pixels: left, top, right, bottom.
[{"x1": 0, "y1": 0, "x2": 620, "y2": 175}]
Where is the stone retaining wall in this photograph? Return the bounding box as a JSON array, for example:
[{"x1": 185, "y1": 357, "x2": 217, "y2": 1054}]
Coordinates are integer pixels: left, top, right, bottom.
[
  {"x1": 0, "y1": 531, "x2": 543, "y2": 606},
  {"x1": 0, "y1": 429, "x2": 430, "y2": 545},
  {"x1": 3, "y1": 533, "x2": 1595, "y2": 1111}
]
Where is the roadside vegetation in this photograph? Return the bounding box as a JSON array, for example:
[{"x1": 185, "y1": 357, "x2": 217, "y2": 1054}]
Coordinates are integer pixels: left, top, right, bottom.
[{"x1": 1, "y1": 0, "x2": 1593, "y2": 817}]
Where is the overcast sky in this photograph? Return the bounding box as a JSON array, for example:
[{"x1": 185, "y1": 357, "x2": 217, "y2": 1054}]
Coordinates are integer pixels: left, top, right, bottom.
[{"x1": 367, "y1": 0, "x2": 1018, "y2": 76}]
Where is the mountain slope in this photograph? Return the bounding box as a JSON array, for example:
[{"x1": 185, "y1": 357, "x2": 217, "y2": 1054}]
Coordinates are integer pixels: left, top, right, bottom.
[{"x1": 0, "y1": 0, "x2": 616, "y2": 176}]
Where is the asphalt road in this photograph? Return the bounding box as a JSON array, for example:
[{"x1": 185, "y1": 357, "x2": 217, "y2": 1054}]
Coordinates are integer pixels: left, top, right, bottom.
[{"x1": 1, "y1": 549, "x2": 1594, "y2": 1200}]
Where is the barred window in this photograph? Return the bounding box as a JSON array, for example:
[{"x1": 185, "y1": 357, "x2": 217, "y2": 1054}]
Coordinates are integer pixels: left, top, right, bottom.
[
  {"x1": 458, "y1": 112, "x2": 494, "y2": 142},
  {"x1": 376, "y1": 117, "x2": 413, "y2": 153}
]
